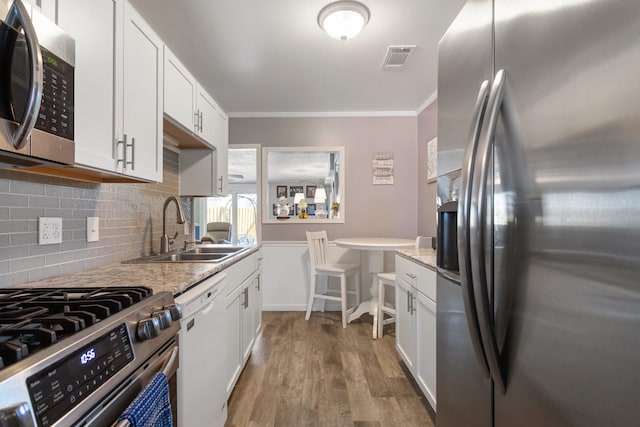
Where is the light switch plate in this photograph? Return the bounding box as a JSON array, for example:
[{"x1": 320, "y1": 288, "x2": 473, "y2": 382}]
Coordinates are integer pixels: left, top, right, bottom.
[
  {"x1": 38, "y1": 217, "x2": 62, "y2": 245},
  {"x1": 87, "y1": 217, "x2": 99, "y2": 242}
]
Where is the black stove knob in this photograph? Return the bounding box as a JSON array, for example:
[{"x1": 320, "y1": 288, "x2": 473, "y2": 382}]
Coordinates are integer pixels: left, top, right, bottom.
[
  {"x1": 152, "y1": 309, "x2": 172, "y2": 330},
  {"x1": 164, "y1": 304, "x2": 183, "y2": 321},
  {"x1": 137, "y1": 317, "x2": 160, "y2": 341}
]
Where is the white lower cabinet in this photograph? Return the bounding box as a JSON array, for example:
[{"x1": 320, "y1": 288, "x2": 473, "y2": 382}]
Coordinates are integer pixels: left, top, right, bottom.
[
  {"x1": 395, "y1": 254, "x2": 437, "y2": 411},
  {"x1": 395, "y1": 275, "x2": 417, "y2": 371},
  {"x1": 241, "y1": 275, "x2": 257, "y2": 363},
  {"x1": 415, "y1": 289, "x2": 437, "y2": 408},
  {"x1": 222, "y1": 250, "x2": 262, "y2": 398},
  {"x1": 224, "y1": 278, "x2": 244, "y2": 397}
]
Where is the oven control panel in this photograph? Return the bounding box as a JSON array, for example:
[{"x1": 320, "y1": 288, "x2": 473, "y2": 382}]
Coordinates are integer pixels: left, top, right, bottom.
[{"x1": 26, "y1": 324, "x2": 133, "y2": 427}]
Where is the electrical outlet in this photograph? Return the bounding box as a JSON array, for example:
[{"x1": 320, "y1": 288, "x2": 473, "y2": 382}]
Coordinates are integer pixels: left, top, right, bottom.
[
  {"x1": 87, "y1": 217, "x2": 99, "y2": 242},
  {"x1": 38, "y1": 217, "x2": 62, "y2": 245}
]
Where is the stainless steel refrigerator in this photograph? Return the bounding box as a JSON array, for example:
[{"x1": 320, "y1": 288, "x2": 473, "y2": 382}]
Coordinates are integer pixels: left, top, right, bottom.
[{"x1": 436, "y1": 0, "x2": 640, "y2": 426}]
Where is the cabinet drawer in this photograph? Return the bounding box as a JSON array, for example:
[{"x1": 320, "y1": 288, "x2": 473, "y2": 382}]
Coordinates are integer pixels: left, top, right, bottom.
[
  {"x1": 396, "y1": 255, "x2": 420, "y2": 287},
  {"x1": 415, "y1": 267, "x2": 436, "y2": 302},
  {"x1": 396, "y1": 255, "x2": 436, "y2": 302}
]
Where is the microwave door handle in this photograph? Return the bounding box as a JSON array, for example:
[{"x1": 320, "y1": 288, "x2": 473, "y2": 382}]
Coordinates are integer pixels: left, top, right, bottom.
[
  {"x1": 5, "y1": 0, "x2": 43, "y2": 150},
  {"x1": 470, "y1": 69, "x2": 507, "y2": 394},
  {"x1": 459, "y1": 79, "x2": 491, "y2": 378}
]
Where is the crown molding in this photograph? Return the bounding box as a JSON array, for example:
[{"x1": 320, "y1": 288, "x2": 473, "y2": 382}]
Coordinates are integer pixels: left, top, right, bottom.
[{"x1": 417, "y1": 90, "x2": 438, "y2": 115}]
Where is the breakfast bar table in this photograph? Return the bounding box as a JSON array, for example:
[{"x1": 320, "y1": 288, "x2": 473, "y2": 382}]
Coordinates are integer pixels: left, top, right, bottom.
[{"x1": 334, "y1": 237, "x2": 415, "y2": 336}]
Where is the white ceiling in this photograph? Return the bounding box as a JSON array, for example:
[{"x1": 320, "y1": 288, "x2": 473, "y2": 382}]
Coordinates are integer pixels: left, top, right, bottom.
[{"x1": 128, "y1": 0, "x2": 466, "y2": 116}]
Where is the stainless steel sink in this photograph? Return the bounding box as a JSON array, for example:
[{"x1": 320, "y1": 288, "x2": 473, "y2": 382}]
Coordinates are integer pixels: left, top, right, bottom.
[
  {"x1": 151, "y1": 253, "x2": 230, "y2": 262},
  {"x1": 187, "y1": 246, "x2": 247, "y2": 254},
  {"x1": 124, "y1": 245, "x2": 250, "y2": 263}
]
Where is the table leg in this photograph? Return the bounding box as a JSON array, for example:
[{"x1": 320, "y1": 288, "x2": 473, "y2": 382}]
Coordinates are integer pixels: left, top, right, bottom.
[{"x1": 347, "y1": 250, "x2": 384, "y2": 338}]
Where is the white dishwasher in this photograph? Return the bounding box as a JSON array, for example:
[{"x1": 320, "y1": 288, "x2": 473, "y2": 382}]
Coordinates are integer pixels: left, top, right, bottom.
[{"x1": 175, "y1": 272, "x2": 228, "y2": 427}]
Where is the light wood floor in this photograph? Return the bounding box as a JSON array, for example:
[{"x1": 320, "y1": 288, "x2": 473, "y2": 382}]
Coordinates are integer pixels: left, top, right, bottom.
[{"x1": 225, "y1": 311, "x2": 435, "y2": 427}]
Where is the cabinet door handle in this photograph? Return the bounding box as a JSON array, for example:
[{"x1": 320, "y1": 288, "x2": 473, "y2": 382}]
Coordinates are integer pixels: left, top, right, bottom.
[
  {"x1": 194, "y1": 110, "x2": 199, "y2": 132},
  {"x1": 406, "y1": 273, "x2": 417, "y2": 280},
  {"x1": 407, "y1": 290, "x2": 412, "y2": 313},
  {"x1": 199, "y1": 111, "x2": 203, "y2": 132},
  {"x1": 218, "y1": 176, "x2": 224, "y2": 192},
  {"x1": 116, "y1": 134, "x2": 127, "y2": 167},
  {"x1": 126, "y1": 137, "x2": 135, "y2": 170}
]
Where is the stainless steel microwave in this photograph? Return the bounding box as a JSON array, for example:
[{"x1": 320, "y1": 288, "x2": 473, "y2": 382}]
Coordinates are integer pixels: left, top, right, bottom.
[{"x1": 0, "y1": 0, "x2": 75, "y2": 167}]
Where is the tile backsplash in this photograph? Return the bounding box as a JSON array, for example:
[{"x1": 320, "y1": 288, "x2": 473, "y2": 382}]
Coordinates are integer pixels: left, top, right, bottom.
[{"x1": 0, "y1": 148, "x2": 190, "y2": 286}]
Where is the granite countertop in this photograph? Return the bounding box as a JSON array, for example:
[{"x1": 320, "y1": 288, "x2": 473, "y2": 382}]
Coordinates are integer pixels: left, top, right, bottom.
[
  {"x1": 15, "y1": 246, "x2": 260, "y2": 297},
  {"x1": 396, "y1": 247, "x2": 437, "y2": 270}
]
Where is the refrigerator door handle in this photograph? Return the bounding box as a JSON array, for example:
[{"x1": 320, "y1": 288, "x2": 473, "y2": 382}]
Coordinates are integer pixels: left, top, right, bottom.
[
  {"x1": 458, "y1": 79, "x2": 491, "y2": 378},
  {"x1": 470, "y1": 69, "x2": 507, "y2": 394}
]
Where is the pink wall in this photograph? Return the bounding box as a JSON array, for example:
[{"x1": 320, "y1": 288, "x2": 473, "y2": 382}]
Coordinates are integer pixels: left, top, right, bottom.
[{"x1": 230, "y1": 116, "x2": 419, "y2": 242}]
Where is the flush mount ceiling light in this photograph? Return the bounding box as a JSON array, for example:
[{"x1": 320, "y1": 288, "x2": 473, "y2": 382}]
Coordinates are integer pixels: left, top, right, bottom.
[{"x1": 318, "y1": 1, "x2": 370, "y2": 41}]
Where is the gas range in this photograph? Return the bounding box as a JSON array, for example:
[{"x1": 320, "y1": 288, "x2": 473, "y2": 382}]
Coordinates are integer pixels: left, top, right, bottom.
[{"x1": 0, "y1": 287, "x2": 181, "y2": 427}]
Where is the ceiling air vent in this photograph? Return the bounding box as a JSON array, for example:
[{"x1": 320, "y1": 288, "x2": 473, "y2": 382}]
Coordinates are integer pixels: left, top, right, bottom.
[{"x1": 382, "y1": 45, "x2": 416, "y2": 70}]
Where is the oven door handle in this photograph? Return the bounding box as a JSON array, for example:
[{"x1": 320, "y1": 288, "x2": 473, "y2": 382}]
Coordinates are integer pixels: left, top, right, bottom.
[
  {"x1": 111, "y1": 347, "x2": 179, "y2": 427},
  {"x1": 4, "y1": 0, "x2": 43, "y2": 150},
  {"x1": 160, "y1": 346, "x2": 178, "y2": 377}
]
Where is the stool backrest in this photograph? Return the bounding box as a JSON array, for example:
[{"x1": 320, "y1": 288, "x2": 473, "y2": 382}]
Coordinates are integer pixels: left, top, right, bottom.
[{"x1": 306, "y1": 230, "x2": 329, "y2": 269}]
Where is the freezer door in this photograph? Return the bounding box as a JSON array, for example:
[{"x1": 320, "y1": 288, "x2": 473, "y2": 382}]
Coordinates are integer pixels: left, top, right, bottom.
[
  {"x1": 493, "y1": 0, "x2": 640, "y2": 425},
  {"x1": 436, "y1": 1, "x2": 494, "y2": 425},
  {"x1": 437, "y1": 275, "x2": 492, "y2": 427}
]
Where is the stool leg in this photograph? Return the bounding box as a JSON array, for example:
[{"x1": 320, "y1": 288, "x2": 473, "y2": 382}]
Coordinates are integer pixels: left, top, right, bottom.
[
  {"x1": 377, "y1": 278, "x2": 385, "y2": 338},
  {"x1": 372, "y1": 282, "x2": 379, "y2": 339},
  {"x1": 340, "y1": 274, "x2": 348, "y2": 328},
  {"x1": 355, "y1": 270, "x2": 361, "y2": 304},
  {"x1": 305, "y1": 273, "x2": 317, "y2": 321}
]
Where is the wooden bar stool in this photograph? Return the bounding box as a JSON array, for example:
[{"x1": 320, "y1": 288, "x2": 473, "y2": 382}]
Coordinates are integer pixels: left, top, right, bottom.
[
  {"x1": 305, "y1": 231, "x2": 360, "y2": 328},
  {"x1": 375, "y1": 272, "x2": 397, "y2": 339}
]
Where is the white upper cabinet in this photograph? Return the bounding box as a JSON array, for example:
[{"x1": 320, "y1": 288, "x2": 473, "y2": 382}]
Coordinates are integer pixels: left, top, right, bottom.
[
  {"x1": 163, "y1": 46, "x2": 223, "y2": 149},
  {"x1": 164, "y1": 47, "x2": 197, "y2": 132},
  {"x1": 213, "y1": 111, "x2": 228, "y2": 196},
  {"x1": 25, "y1": 0, "x2": 56, "y2": 21},
  {"x1": 179, "y1": 149, "x2": 216, "y2": 197},
  {"x1": 164, "y1": 46, "x2": 229, "y2": 196},
  {"x1": 118, "y1": 1, "x2": 163, "y2": 182},
  {"x1": 196, "y1": 88, "x2": 218, "y2": 145},
  {"x1": 58, "y1": 0, "x2": 116, "y2": 173},
  {"x1": 57, "y1": 0, "x2": 163, "y2": 182}
]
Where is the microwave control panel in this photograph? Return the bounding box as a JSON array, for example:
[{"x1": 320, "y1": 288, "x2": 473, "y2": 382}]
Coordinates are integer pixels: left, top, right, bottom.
[{"x1": 35, "y1": 47, "x2": 74, "y2": 141}]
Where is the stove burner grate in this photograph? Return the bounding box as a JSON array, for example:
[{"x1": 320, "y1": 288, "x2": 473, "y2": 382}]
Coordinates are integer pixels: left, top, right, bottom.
[{"x1": 0, "y1": 287, "x2": 152, "y2": 370}]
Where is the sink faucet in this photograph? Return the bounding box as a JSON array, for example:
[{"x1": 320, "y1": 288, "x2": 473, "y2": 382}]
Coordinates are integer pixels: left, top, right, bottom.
[{"x1": 160, "y1": 196, "x2": 186, "y2": 253}]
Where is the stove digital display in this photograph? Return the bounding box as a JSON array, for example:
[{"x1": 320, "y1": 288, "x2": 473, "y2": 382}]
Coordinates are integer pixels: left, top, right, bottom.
[
  {"x1": 79, "y1": 348, "x2": 96, "y2": 365},
  {"x1": 27, "y1": 324, "x2": 134, "y2": 427}
]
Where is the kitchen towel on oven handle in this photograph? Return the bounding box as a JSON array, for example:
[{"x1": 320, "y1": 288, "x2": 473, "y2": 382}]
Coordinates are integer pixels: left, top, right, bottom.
[{"x1": 114, "y1": 372, "x2": 173, "y2": 427}]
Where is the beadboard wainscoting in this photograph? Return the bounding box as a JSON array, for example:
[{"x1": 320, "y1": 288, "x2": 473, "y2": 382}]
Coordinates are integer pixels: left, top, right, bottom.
[{"x1": 261, "y1": 241, "x2": 396, "y2": 311}]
